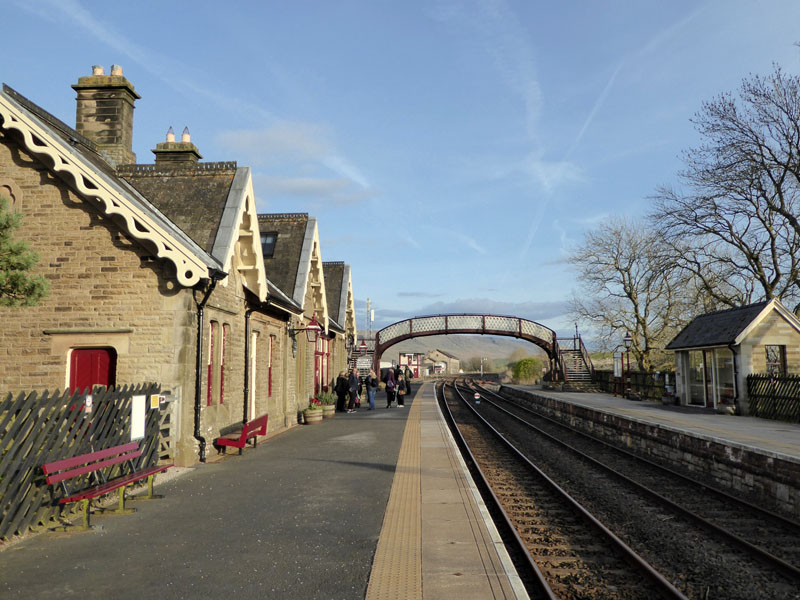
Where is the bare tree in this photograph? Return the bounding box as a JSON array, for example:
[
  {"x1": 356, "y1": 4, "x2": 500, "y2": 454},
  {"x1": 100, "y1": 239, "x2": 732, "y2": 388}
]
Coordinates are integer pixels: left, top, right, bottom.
[
  {"x1": 652, "y1": 66, "x2": 800, "y2": 309},
  {"x1": 568, "y1": 218, "x2": 696, "y2": 371}
]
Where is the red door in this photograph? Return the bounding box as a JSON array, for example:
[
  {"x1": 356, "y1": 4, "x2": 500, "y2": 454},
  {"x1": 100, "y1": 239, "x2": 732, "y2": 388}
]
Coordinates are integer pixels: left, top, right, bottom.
[{"x1": 69, "y1": 348, "x2": 117, "y2": 393}]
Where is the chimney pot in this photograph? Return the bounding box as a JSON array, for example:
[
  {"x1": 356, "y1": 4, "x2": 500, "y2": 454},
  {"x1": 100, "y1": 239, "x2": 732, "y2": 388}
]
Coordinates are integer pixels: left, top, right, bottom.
[
  {"x1": 92, "y1": 65, "x2": 105, "y2": 76},
  {"x1": 181, "y1": 127, "x2": 191, "y2": 143},
  {"x1": 166, "y1": 126, "x2": 175, "y2": 143},
  {"x1": 110, "y1": 64, "x2": 123, "y2": 76}
]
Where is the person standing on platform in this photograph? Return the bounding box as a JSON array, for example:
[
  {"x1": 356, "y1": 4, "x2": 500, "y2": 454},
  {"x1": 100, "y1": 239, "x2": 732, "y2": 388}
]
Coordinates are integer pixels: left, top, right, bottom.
[
  {"x1": 384, "y1": 368, "x2": 396, "y2": 408},
  {"x1": 335, "y1": 371, "x2": 349, "y2": 412},
  {"x1": 396, "y1": 373, "x2": 408, "y2": 407},
  {"x1": 366, "y1": 369, "x2": 379, "y2": 410},
  {"x1": 347, "y1": 367, "x2": 359, "y2": 413}
]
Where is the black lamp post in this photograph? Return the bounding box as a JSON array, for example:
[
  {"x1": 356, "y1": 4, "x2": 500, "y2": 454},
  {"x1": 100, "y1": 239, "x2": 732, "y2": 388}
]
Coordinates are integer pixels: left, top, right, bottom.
[{"x1": 623, "y1": 331, "x2": 632, "y2": 398}]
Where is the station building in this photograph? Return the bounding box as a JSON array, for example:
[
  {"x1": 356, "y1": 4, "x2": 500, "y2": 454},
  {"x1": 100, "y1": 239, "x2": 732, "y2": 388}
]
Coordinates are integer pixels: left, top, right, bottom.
[{"x1": 0, "y1": 65, "x2": 357, "y2": 466}]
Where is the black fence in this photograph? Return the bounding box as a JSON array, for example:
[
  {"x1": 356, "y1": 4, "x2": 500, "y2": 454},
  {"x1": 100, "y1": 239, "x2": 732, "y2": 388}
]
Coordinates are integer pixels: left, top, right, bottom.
[
  {"x1": 593, "y1": 369, "x2": 671, "y2": 402},
  {"x1": 0, "y1": 383, "x2": 163, "y2": 540},
  {"x1": 746, "y1": 374, "x2": 800, "y2": 423}
]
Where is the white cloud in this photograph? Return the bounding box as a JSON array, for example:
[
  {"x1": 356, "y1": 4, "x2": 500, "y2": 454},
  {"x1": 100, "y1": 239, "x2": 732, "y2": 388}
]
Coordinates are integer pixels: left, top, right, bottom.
[{"x1": 216, "y1": 122, "x2": 330, "y2": 165}]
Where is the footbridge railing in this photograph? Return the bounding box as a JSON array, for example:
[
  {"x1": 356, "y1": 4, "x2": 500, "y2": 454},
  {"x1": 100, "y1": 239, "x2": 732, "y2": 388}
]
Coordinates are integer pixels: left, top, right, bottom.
[{"x1": 373, "y1": 314, "x2": 564, "y2": 379}]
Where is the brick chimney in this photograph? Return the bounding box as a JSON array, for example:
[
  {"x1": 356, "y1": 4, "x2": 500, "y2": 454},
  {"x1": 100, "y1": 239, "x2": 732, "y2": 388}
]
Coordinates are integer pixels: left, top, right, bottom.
[
  {"x1": 152, "y1": 126, "x2": 202, "y2": 168},
  {"x1": 72, "y1": 64, "x2": 140, "y2": 166}
]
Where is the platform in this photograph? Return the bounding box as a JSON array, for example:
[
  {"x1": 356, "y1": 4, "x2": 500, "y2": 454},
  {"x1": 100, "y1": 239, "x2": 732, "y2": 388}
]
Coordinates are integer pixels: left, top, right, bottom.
[
  {"x1": 506, "y1": 384, "x2": 800, "y2": 461},
  {"x1": 0, "y1": 383, "x2": 526, "y2": 599}
]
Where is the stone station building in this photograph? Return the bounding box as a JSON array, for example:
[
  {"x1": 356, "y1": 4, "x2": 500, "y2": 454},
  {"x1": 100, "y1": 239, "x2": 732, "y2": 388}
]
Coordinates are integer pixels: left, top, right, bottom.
[{"x1": 0, "y1": 65, "x2": 357, "y2": 466}]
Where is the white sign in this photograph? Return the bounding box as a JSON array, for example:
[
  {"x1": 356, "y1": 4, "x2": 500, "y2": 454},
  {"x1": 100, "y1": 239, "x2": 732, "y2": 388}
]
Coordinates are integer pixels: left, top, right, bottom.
[
  {"x1": 356, "y1": 358, "x2": 372, "y2": 370},
  {"x1": 131, "y1": 395, "x2": 146, "y2": 441},
  {"x1": 613, "y1": 354, "x2": 622, "y2": 378}
]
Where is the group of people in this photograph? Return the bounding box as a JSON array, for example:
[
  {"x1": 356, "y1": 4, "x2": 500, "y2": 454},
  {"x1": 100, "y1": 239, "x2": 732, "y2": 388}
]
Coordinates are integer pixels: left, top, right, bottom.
[
  {"x1": 333, "y1": 365, "x2": 413, "y2": 412},
  {"x1": 381, "y1": 365, "x2": 411, "y2": 408}
]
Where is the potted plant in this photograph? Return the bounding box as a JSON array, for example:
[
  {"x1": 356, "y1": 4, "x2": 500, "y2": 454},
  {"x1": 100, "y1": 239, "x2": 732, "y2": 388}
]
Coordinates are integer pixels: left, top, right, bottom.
[
  {"x1": 303, "y1": 398, "x2": 323, "y2": 425},
  {"x1": 318, "y1": 391, "x2": 337, "y2": 418}
]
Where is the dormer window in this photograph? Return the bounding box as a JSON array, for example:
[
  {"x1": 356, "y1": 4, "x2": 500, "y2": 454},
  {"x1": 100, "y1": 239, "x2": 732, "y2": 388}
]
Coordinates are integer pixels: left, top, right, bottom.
[{"x1": 260, "y1": 231, "x2": 277, "y2": 258}]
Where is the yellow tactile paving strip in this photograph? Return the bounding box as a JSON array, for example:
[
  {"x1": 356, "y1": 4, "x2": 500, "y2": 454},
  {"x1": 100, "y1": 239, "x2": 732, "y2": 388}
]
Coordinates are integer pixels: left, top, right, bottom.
[
  {"x1": 366, "y1": 395, "x2": 423, "y2": 600},
  {"x1": 367, "y1": 384, "x2": 528, "y2": 600}
]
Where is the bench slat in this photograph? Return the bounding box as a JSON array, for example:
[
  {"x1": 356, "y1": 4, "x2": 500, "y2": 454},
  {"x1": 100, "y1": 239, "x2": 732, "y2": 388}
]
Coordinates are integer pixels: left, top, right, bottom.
[
  {"x1": 44, "y1": 449, "x2": 142, "y2": 485},
  {"x1": 42, "y1": 442, "x2": 140, "y2": 475},
  {"x1": 60, "y1": 464, "x2": 173, "y2": 503}
]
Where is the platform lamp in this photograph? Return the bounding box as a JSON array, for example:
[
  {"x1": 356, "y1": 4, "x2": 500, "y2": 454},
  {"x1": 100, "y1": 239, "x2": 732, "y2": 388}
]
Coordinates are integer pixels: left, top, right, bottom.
[
  {"x1": 359, "y1": 339, "x2": 368, "y2": 355},
  {"x1": 623, "y1": 331, "x2": 633, "y2": 398},
  {"x1": 288, "y1": 313, "x2": 323, "y2": 357}
]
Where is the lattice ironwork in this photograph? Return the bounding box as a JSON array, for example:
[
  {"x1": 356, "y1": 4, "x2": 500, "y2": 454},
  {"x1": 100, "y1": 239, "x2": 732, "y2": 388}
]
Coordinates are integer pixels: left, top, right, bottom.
[{"x1": 373, "y1": 314, "x2": 558, "y2": 374}]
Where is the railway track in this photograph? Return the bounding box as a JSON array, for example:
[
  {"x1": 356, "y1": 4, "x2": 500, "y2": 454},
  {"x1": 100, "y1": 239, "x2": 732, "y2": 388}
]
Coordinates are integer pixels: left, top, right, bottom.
[
  {"x1": 443, "y1": 378, "x2": 800, "y2": 599},
  {"x1": 471, "y1": 381, "x2": 800, "y2": 576},
  {"x1": 437, "y1": 381, "x2": 687, "y2": 600}
]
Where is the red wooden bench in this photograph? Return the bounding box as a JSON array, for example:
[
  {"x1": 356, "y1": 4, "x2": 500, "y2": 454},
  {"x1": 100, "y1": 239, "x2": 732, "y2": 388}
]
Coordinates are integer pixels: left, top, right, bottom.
[
  {"x1": 213, "y1": 414, "x2": 268, "y2": 455},
  {"x1": 41, "y1": 442, "x2": 172, "y2": 530}
]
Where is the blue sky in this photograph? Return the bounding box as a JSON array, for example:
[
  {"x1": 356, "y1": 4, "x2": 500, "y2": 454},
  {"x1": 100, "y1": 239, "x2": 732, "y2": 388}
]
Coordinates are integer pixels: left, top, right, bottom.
[{"x1": 3, "y1": 0, "x2": 800, "y2": 337}]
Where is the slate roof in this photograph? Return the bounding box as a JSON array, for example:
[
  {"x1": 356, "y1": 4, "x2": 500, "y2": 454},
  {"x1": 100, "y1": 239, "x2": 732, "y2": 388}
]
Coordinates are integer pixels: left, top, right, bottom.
[
  {"x1": 665, "y1": 301, "x2": 769, "y2": 350},
  {"x1": 257, "y1": 213, "x2": 310, "y2": 303},
  {"x1": 119, "y1": 164, "x2": 236, "y2": 254},
  {"x1": 323, "y1": 261, "x2": 345, "y2": 327}
]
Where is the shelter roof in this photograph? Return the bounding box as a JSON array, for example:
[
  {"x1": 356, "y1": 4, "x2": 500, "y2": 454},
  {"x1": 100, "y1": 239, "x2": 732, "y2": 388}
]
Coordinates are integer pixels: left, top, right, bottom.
[{"x1": 665, "y1": 300, "x2": 789, "y2": 350}]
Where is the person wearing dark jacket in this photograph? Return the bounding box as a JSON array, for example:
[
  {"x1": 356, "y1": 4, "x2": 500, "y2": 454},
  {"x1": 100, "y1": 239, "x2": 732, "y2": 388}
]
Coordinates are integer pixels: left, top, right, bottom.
[
  {"x1": 384, "y1": 368, "x2": 396, "y2": 408},
  {"x1": 347, "y1": 368, "x2": 359, "y2": 412},
  {"x1": 334, "y1": 371, "x2": 349, "y2": 412},
  {"x1": 396, "y1": 373, "x2": 408, "y2": 407}
]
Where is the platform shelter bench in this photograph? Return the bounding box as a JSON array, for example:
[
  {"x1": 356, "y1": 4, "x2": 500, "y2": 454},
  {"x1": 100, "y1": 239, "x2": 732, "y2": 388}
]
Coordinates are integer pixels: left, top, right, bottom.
[
  {"x1": 214, "y1": 414, "x2": 268, "y2": 455},
  {"x1": 41, "y1": 441, "x2": 172, "y2": 530}
]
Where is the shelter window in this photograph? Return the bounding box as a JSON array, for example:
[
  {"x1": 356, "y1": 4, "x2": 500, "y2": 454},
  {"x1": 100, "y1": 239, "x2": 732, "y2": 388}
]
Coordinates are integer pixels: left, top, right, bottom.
[
  {"x1": 765, "y1": 345, "x2": 786, "y2": 376},
  {"x1": 260, "y1": 232, "x2": 278, "y2": 258}
]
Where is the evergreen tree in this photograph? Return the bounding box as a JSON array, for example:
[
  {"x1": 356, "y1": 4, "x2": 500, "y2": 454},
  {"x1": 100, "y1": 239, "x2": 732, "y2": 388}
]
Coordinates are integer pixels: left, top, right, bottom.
[{"x1": 0, "y1": 197, "x2": 48, "y2": 306}]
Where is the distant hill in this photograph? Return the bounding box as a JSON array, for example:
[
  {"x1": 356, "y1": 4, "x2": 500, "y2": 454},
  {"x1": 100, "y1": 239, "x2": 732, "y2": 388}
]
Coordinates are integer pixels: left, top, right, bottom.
[{"x1": 380, "y1": 334, "x2": 546, "y2": 363}]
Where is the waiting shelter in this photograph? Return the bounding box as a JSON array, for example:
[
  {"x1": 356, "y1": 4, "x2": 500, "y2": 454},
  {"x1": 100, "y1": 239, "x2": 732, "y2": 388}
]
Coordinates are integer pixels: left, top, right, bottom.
[{"x1": 666, "y1": 299, "x2": 800, "y2": 413}]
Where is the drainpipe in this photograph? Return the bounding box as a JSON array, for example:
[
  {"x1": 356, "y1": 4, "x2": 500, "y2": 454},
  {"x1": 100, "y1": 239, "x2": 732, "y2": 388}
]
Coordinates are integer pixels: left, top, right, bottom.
[
  {"x1": 728, "y1": 343, "x2": 739, "y2": 410},
  {"x1": 193, "y1": 271, "x2": 223, "y2": 463},
  {"x1": 243, "y1": 307, "x2": 256, "y2": 425}
]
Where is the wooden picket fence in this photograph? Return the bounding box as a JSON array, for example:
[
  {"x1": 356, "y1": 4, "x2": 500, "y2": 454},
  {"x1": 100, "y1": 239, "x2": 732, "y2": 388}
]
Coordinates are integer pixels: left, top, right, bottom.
[
  {"x1": 0, "y1": 383, "x2": 163, "y2": 540},
  {"x1": 746, "y1": 374, "x2": 800, "y2": 422}
]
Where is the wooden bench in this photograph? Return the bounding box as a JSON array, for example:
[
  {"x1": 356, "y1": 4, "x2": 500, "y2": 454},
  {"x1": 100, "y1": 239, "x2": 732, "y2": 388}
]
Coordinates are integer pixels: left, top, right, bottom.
[
  {"x1": 213, "y1": 414, "x2": 268, "y2": 455},
  {"x1": 41, "y1": 442, "x2": 172, "y2": 530}
]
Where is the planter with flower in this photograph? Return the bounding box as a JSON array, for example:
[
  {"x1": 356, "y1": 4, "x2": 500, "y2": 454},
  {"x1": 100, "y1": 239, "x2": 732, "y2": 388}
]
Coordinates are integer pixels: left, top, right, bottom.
[
  {"x1": 317, "y1": 391, "x2": 337, "y2": 418},
  {"x1": 303, "y1": 398, "x2": 323, "y2": 425}
]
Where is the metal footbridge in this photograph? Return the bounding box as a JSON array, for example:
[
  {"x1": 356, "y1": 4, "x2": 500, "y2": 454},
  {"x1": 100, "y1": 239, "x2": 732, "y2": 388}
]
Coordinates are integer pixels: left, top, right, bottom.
[{"x1": 372, "y1": 313, "x2": 572, "y2": 379}]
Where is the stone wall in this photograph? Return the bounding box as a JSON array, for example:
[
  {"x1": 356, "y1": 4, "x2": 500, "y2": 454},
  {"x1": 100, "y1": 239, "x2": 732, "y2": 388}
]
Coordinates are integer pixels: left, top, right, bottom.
[
  {"x1": 500, "y1": 386, "x2": 800, "y2": 518},
  {"x1": 741, "y1": 311, "x2": 800, "y2": 375}
]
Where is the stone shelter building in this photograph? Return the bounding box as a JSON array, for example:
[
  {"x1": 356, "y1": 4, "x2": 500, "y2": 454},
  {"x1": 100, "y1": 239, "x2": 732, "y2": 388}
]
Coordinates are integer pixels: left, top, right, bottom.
[
  {"x1": 0, "y1": 65, "x2": 357, "y2": 466},
  {"x1": 424, "y1": 349, "x2": 460, "y2": 374},
  {"x1": 666, "y1": 299, "x2": 800, "y2": 413}
]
